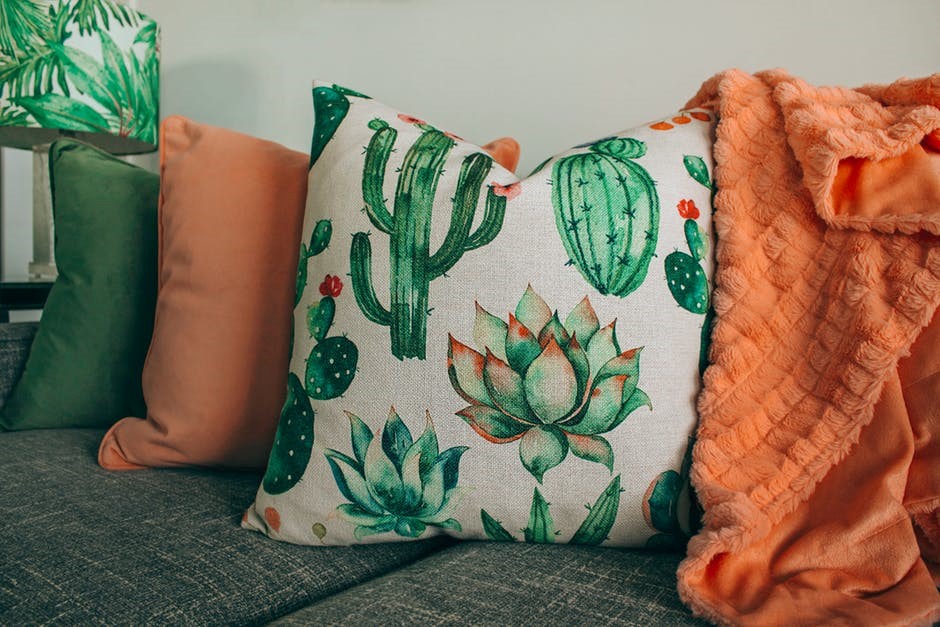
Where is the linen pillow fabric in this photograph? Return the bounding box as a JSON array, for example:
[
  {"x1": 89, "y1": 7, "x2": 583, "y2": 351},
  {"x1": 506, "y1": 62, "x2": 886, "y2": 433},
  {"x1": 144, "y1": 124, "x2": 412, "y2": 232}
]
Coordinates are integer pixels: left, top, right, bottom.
[
  {"x1": 98, "y1": 116, "x2": 310, "y2": 470},
  {"x1": 0, "y1": 139, "x2": 158, "y2": 431},
  {"x1": 244, "y1": 85, "x2": 716, "y2": 549}
]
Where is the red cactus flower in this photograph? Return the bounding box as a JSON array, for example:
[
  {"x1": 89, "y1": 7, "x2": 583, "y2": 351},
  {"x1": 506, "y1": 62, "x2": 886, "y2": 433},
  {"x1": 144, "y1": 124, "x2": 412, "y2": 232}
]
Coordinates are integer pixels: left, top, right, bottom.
[
  {"x1": 264, "y1": 507, "x2": 281, "y2": 532},
  {"x1": 677, "y1": 199, "x2": 700, "y2": 220},
  {"x1": 319, "y1": 274, "x2": 343, "y2": 297},
  {"x1": 444, "y1": 131, "x2": 464, "y2": 141},
  {"x1": 491, "y1": 182, "x2": 522, "y2": 200},
  {"x1": 397, "y1": 113, "x2": 426, "y2": 125}
]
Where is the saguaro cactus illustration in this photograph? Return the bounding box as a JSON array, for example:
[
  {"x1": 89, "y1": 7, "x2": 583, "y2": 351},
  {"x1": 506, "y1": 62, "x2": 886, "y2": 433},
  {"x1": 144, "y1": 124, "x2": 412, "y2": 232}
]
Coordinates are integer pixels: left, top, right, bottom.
[
  {"x1": 551, "y1": 137, "x2": 660, "y2": 297},
  {"x1": 350, "y1": 118, "x2": 507, "y2": 360}
]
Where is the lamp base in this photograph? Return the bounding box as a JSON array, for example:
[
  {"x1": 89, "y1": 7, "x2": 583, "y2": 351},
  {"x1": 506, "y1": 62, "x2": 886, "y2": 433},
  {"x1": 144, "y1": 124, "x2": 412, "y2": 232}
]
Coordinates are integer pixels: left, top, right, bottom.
[
  {"x1": 30, "y1": 145, "x2": 57, "y2": 280},
  {"x1": 28, "y1": 260, "x2": 57, "y2": 281}
]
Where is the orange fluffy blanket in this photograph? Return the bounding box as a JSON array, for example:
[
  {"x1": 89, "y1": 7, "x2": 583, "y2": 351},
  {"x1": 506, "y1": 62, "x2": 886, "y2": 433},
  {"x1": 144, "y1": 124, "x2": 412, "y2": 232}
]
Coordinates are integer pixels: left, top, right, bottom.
[{"x1": 679, "y1": 70, "x2": 940, "y2": 625}]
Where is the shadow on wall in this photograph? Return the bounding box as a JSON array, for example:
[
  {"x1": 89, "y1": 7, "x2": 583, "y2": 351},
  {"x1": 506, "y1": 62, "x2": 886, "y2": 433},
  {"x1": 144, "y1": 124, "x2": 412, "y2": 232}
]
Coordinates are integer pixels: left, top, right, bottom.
[{"x1": 162, "y1": 61, "x2": 260, "y2": 134}]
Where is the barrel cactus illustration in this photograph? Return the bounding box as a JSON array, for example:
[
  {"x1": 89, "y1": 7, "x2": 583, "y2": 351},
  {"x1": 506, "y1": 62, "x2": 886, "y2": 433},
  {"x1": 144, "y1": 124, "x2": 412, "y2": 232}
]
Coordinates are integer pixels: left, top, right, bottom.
[
  {"x1": 304, "y1": 276, "x2": 358, "y2": 400},
  {"x1": 481, "y1": 475, "x2": 622, "y2": 545},
  {"x1": 350, "y1": 117, "x2": 507, "y2": 361},
  {"x1": 262, "y1": 373, "x2": 316, "y2": 495},
  {"x1": 324, "y1": 408, "x2": 468, "y2": 540},
  {"x1": 448, "y1": 285, "x2": 652, "y2": 482},
  {"x1": 643, "y1": 436, "x2": 702, "y2": 550},
  {"x1": 551, "y1": 137, "x2": 660, "y2": 297},
  {"x1": 295, "y1": 219, "x2": 332, "y2": 306}
]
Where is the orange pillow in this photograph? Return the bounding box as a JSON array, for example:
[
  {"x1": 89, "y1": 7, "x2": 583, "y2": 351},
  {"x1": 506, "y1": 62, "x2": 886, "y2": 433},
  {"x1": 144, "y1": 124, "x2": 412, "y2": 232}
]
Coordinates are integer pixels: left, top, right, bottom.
[
  {"x1": 98, "y1": 116, "x2": 309, "y2": 469},
  {"x1": 99, "y1": 116, "x2": 521, "y2": 470}
]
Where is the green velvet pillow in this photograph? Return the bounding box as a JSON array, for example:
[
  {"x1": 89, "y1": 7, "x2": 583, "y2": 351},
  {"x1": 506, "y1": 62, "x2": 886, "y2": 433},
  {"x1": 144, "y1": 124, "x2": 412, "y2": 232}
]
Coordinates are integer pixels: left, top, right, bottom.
[{"x1": 0, "y1": 139, "x2": 158, "y2": 430}]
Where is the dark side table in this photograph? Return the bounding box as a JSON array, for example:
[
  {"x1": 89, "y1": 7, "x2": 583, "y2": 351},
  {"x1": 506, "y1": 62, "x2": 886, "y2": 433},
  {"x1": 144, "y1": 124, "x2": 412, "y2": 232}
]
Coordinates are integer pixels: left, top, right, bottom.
[{"x1": 0, "y1": 279, "x2": 54, "y2": 322}]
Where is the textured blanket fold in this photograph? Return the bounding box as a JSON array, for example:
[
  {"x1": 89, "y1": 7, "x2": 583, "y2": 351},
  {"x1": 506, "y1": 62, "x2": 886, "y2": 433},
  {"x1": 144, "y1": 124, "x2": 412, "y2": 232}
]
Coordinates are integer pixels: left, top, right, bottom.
[{"x1": 679, "y1": 69, "x2": 940, "y2": 626}]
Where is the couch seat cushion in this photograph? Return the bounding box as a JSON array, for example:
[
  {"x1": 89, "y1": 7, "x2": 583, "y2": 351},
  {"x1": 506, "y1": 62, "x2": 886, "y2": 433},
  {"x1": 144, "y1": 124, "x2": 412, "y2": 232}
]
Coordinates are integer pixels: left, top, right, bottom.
[
  {"x1": 272, "y1": 541, "x2": 706, "y2": 625},
  {"x1": 0, "y1": 429, "x2": 449, "y2": 625}
]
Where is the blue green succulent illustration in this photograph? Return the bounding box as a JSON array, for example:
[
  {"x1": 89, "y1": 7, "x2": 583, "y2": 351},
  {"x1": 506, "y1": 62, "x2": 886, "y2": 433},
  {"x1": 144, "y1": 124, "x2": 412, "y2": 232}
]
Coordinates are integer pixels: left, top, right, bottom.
[
  {"x1": 481, "y1": 475, "x2": 622, "y2": 545},
  {"x1": 448, "y1": 285, "x2": 651, "y2": 483},
  {"x1": 324, "y1": 408, "x2": 468, "y2": 540},
  {"x1": 349, "y1": 115, "x2": 507, "y2": 361},
  {"x1": 551, "y1": 137, "x2": 660, "y2": 297}
]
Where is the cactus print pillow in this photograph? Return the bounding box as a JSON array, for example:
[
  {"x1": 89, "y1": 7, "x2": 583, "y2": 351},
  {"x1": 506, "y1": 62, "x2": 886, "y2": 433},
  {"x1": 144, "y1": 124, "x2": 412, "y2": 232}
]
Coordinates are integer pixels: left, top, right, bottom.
[{"x1": 243, "y1": 83, "x2": 716, "y2": 549}]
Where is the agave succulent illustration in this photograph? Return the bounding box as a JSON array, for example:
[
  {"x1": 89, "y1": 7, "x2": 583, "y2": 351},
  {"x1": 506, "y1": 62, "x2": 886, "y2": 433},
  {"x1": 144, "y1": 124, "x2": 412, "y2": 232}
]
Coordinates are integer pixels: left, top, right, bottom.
[
  {"x1": 448, "y1": 285, "x2": 651, "y2": 482},
  {"x1": 324, "y1": 408, "x2": 468, "y2": 540},
  {"x1": 481, "y1": 475, "x2": 623, "y2": 545}
]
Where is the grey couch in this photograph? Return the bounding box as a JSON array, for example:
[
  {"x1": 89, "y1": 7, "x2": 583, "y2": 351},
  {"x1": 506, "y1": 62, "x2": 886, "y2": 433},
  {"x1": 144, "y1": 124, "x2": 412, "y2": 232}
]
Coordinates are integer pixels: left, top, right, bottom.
[{"x1": 0, "y1": 322, "x2": 705, "y2": 626}]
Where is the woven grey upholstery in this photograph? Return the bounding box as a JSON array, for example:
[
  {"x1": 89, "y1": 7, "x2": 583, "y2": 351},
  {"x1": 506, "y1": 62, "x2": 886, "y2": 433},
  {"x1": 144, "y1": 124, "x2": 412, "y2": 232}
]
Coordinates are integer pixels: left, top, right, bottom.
[
  {"x1": 0, "y1": 322, "x2": 37, "y2": 411},
  {"x1": 0, "y1": 428, "x2": 450, "y2": 626},
  {"x1": 0, "y1": 322, "x2": 701, "y2": 625},
  {"x1": 273, "y1": 541, "x2": 705, "y2": 626}
]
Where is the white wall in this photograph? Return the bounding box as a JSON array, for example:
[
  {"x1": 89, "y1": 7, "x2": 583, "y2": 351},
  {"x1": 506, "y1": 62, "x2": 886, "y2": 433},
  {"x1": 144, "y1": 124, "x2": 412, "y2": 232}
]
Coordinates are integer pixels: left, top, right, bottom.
[{"x1": 3, "y1": 0, "x2": 938, "y2": 277}]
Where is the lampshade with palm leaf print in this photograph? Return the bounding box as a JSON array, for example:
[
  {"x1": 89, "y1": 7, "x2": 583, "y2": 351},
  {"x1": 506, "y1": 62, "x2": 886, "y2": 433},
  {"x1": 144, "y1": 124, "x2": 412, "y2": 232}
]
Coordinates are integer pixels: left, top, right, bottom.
[
  {"x1": 0, "y1": 0, "x2": 159, "y2": 278},
  {"x1": 0, "y1": 0, "x2": 159, "y2": 152}
]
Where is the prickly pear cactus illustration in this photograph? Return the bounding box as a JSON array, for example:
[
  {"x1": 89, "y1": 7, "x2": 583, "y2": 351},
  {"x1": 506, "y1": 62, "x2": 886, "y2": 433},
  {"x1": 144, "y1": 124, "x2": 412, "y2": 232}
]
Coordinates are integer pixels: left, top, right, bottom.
[
  {"x1": 305, "y1": 276, "x2": 358, "y2": 400},
  {"x1": 350, "y1": 116, "x2": 507, "y2": 360},
  {"x1": 642, "y1": 437, "x2": 702, "y2": 550},
  {"x1": 295, "y1": 219, "x2": 332, "y2": 306},
  {"x1": 310, "y1": 85, "x2": 352, "y2": 167},
  {"x1": 324, "y1": 408, "x2": 468, "y2": 540},
  {"x1": 480, "y1": 475, "x2": 622, "y2": 545},
  {"x1": 667, "y1": 155, "x2": 716, "y2": 373},
  {"x1": 551, "y1": 137, "x2": 660, "y2": 297},
  {"x1": 263, "y1": 373, "x2": 316, "y2": 494}
]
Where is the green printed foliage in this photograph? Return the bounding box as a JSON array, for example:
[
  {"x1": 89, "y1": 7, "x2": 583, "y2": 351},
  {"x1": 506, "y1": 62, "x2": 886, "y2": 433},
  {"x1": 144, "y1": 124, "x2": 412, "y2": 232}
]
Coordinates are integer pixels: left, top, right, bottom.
[
  {"x1": 643, "y1": 437, "x2": 701, "y2": 550},
  {"x1": 309, "y1": 86, "x2": 350, "y2": 167},
  {"x1": 481, "y1": 475, "x2": 622, "y2": 545},
  {"x1": 449, "y1": 286, "x2": 651, "y2": 482},
  {"x1": 0, "y1": 0, "x2": 53, "y2": 61},
  {"x1": 350, "y1": 117, "x2": 507, "y2": 361},
  {"x1": 0, "y1": 1, "x2": 158, "y2": 144},
  {"x1": 296, "y1": 219, "x2": 332, "y2": 305},
  {"x1": 292, "y1": 217, "x2": 359, "y2": 400},
  {"x1": 551, "y1": 137, "x2": 660, "y2": 297},
  {"x1": 304, "y1": 300, "x2": 358, "y2": 400},
  {"x1": 683, "y1": 155, "x2": 712, "y2": 190},
  {"x1": 666, "y1": 158, "x2": 713, "y2": 316},
  {"x1": 263, "y1": 373, "x2": 316, "y2": 495},
  {"x1": 324, "y1": 408, "x2": 468, "y2": 540},
  {"x1": 0, "y1": 0, "x2": 71, "y2": 100}
]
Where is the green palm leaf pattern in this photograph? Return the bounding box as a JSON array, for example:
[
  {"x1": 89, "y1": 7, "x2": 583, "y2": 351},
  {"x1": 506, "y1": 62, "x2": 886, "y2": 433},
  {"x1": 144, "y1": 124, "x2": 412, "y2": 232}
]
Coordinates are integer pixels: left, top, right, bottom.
[
  {"x1": 1, "y1": 1, "x2": 157, "y2": 145},
  {"x1": 0, "y1": 0, "x2": 52, "y2": 60},
  {"x1": 67, "y1": 0, "x2": 138, "y2": 36},
  {"x1": 13, "y1": 92, "x2": 108, "y2": 131}
]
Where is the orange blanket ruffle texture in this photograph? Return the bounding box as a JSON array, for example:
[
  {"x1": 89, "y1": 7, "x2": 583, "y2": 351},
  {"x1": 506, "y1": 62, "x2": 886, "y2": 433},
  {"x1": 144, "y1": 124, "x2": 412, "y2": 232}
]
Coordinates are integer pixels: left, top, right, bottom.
[{"x1": 679, "y1": 70, "x2": 940, "y2": 626}]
